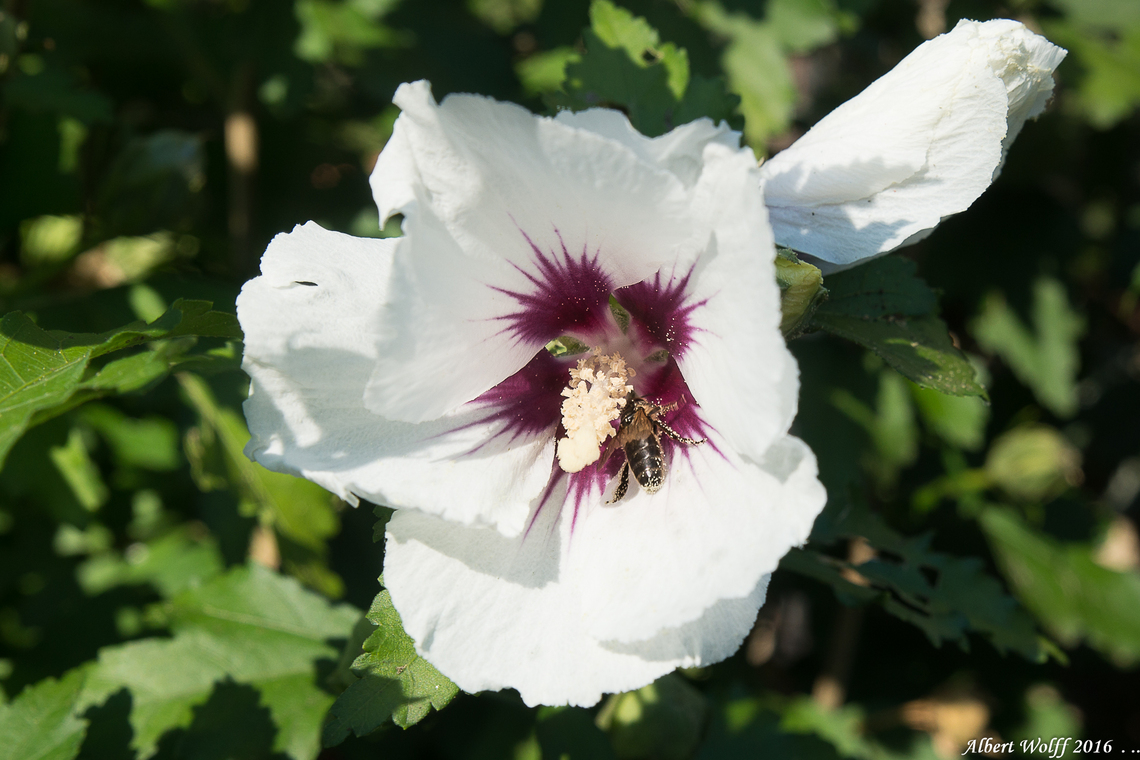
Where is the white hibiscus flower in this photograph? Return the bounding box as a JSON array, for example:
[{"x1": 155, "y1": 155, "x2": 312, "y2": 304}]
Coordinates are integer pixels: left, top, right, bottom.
[
  {"x1": 760, "y1": 18, "x2": 1067, "y2": 271},
  {"x1": 237, "y1": 80, "x2": 825, "y2": 707}
]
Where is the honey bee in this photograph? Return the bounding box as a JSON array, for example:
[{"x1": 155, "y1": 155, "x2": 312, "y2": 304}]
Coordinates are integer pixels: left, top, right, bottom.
[{"x1": 605, "y1": 391, "x2": 705, "y2": 503}]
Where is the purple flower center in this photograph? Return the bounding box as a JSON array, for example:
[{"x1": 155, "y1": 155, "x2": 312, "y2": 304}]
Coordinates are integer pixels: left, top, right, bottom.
[{"x1": 473, "y1": 226, "x2": 716, "y2": 528}]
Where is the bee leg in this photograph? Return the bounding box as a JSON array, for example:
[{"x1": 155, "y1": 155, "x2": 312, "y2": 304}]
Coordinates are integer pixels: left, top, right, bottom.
[
  {"x1": 658, "y1": 419, "x2": 706, "y2": 446},
  {"x1": 607, "y1": 462, "x2": 631, "y2": 504}
]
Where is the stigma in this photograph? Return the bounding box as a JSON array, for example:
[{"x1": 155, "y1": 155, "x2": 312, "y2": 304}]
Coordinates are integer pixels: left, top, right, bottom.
[{"x1": 556, "y1": 351, "x2": 635, "y2": 473}]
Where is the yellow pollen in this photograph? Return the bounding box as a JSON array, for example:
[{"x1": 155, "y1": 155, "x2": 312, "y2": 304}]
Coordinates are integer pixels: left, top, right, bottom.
[{"x1": 555, "y1": 351, "x2": 635, "y2": 473}]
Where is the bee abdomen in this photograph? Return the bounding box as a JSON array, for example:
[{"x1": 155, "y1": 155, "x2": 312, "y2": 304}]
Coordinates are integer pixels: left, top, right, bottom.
[{"x1": 625, "y1": 437, "x2": 667, "y2": 494}]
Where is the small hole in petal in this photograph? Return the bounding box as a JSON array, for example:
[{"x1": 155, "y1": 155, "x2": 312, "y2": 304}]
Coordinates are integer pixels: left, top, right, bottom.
[{"x1": 294, "y1": 281, "x2": 318, "y2": 287}]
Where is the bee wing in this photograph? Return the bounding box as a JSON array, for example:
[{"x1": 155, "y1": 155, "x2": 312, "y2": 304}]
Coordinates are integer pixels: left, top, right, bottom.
[
  {"x1": 599, "y1": 411, "x2": 654, "y2": 467},
  {"x1": 622, "y1": 411, "x2": 656, "y2": 440},
  {"x1": 599, "y1": 433, "x2": 621, "y2": 466}
]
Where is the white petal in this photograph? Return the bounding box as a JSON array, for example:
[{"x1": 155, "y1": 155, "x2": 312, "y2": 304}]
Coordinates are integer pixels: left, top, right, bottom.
[
  {"x1": 238, "y1": 222, "x2": 554, "y2": 536},
  {"x1": 382, "y1": 435, "x2": 825, "y2": 706},
  {"x1": 365, "y1": 81, "x2": 739, "y2": 422},
  {"x1": 673, "y1": 140, "x2": 799, "y2": 461},
  {"x1": 554, "y1": 110, "x2": 743, "y2": 187},
  {"x1": 573, "y1": 435, "x2": 824, "y2": 643},
  {"x1": 759, "y1": 19, "x2": 1066, "y2": 267},
  {"x1": 385, "y1": 504, "x2": 768, "y2": 708}
]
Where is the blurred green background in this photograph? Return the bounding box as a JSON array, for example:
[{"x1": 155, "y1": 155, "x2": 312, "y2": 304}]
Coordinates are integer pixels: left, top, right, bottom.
[{"x1": 1, "y1": 0, "x2": 1139, "y2": 758}]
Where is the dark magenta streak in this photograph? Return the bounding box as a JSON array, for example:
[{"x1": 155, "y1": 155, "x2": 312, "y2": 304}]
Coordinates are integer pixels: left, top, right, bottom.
[
  {"x1": 526, "y1": 459, "x2": 611, "y2": 539},
  {"x1": 489, "y1": 229, "x2": 614, "y2": 346},
  {"x1": 459, "y1": 351, "x2": 569, "y2": 452},
  {"x1": 615, "y1": 265, "x2": 707, "y2": 361}
]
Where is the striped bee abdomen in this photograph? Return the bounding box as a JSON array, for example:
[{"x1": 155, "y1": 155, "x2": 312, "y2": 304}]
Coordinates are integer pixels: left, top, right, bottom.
[{"x1": 624, "y1": 435, "x2": 667, "y2": 494}]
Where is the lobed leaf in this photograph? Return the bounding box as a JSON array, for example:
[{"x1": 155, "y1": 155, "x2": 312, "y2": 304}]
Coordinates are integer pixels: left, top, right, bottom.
[
  {"x1": 808, "y1": 257, "x2": 984, "y2": 397},
  {"x1": 178, "y1": 373, "x2": 339, "y2": 554},
  {"x1": 323, "y1": 589, "x2": 458, "y2": 744},
  {"x1": 0, "y1": 313, "x2": 93, "y2": 469},
  {"x1": 787, "y1": 498, "x2": 1042, "y2": 660},
  {"x1": 551, "y1": 0, "x2": 739, "y2": 137},
  {"x1": 685, "y1": 0, "x2": 845, "y2": 147},
  {"x1": 77, "y1": 529, "x2": 225, "y2": 598},
  {"x1": 805, "y1": 257, "x2": 981, "y2": 396},
  {"x1": 0, "y1": 300, "x2": 242, "y2": 469},
  {"x1": 981, "y1": 507, "x2": 1140, "y2": 666},
  {"x1": 0, "y1": 669, "x2": 90, "y2": 760},
  {"x1": 538, "y1": 705, "x2": 617, "y2": 760},
  {"x1": 971, "y1": 277, "x2": 1084, "y2": 417},
  {"x1": 813, "y1": 313, "x2": 985, "y2": 397},
  {"x1": 815, "y1": 257, "x2": 936, "y2": 319},
  {"x1": 596, "y1": 674, "x2": 706, "y2": 760},
  {"x1": 78, "y1": 565, "x2": 359, "y2": 760}
]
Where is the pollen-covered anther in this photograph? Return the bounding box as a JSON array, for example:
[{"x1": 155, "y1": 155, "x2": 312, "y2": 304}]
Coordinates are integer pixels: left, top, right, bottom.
[{"x1": 555, "y1": 351, "x2": 635, "y2": 473}]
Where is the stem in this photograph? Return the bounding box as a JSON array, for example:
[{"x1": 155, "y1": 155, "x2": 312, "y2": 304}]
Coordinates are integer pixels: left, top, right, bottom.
[
  {"x1": 226, "y1": 63, "x2": 258, "y2": 275},
  {"x1": 812, "y1": 537, "x2": 873, "y2": 708}
]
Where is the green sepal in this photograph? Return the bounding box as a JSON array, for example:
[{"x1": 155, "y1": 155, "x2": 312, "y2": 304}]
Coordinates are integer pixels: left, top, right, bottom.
[
  {"x1": 545, "y1": 335, "x2": 592, "y2": 357},
  {"x1": 775, "y1": 247, "x2": 827, "y2": 338},
  {"x1": 609, "y1": 295, "x2": 631, "y2": 333}
]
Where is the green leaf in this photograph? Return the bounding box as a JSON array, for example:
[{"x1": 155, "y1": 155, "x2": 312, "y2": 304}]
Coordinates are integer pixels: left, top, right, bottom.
[
  {"x1": 537, "y1": 705, "x2": 616, "y2": 760},
  {"x1": 555, "y1": 28, "x2": 678, "y2": 136},
  {"x1": 1042, "y1": 12, "x2": 1140, "y2": 129},
  {"x1": 294, "y1": 0, "x2": 409, "y2": 66},
  {"x1": 0, "y1": 300, "x2": 242, "y2": 469},
  {"x1": 789, "y1": 498, "x2": 1042, "y2": 659},
  {"x1": 20, "y1": 215, "x2": 84, "y2": 268},
  {"x1": 552, "y1": 0, "x2": 739, "y2": 136},
  {"x1": 697, "y1": 698, "x2": 844, "y2": 760},
  {"x1": 326, "y1": 613, "x2": 382, "y2": 694},
  {"x1": 815, "y1": 257, "x2": 937, "y2": 319},
  {"x1": 78, "y1": 565, "x2": 360, "y2": 759},
  {"x1": 177, "y1": 373, "x2": 340, "y2": 556},
  {"x1": 831, "y1": 368, "x2": 918, "y2": 487},
  {"x1": 672, "y1": 73, "x2": 742, "y2": 128},
  {"x1": 809, "y1": 258, "x2": 983, "y2": 397},
  {"x1": 79, "y1": 351, "x2": 170, "y2": 394},
  {"x1": 686, "y1": 0, "x2": 846, "y2": 147},
  {"x1": 596, "y1": 674, "x2": 706, "y2": 760},
  {"x1": 693, "y1": 7, "x2": 792, "y2": 147},
  {"x1": 79, "y1": 404, "x2": 181, "y2": 471},
  {"x1": 323, "y1": 589, "x2": 459, "y2": 743},
  {"x1": 468, "y1": 0, "x2": 542, "y2": 35},
  {"x1": 0, "y1": 669, "x2": 89, "y2": 760},
  {"x1": 910, "y1": 380, "x2": 990, "y2": 451},
  {"x1": 77, "y1": 528, "x2": 225, "y2": 598},
  {"x1": 1009, "y1": 684, "x2": 1083, "y2": 748},
  {"x1": 765, "y1": 0, "x2": 847, "y2": 52},
  {"x1": 813, "y1": 313, "x2": 985, "y2": 397},
  {"x1": 1047, "y1": 0, "x2": 1140, "y2": 28},
  {"x1": 776, "y1": 694, "x2": 947, "y2": 760},
  {"x1": 588, "y1": 0, "x2": 689, "y2": 99},
  {"x1": 159, "y1": 300, "x2": 242, "y2": 340},
  {"x1": 49, "y1": 426, "x2": 109, "y2": 513},
  {"x1": 0, "y1": 313, "x2": 94, "y2": 469},
  {"x1": 981, "y1": 507, "x2": 1140, "y2": 665},
  {"x1": 516, "y1": 47, "x2": 581, "y2": 96},
  {"x1": 971, "y1": 277, "x2": 1084, "y2": 417},
  {"x1": 778, "y1": 697, "x2": 879, "y2": 760}
]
